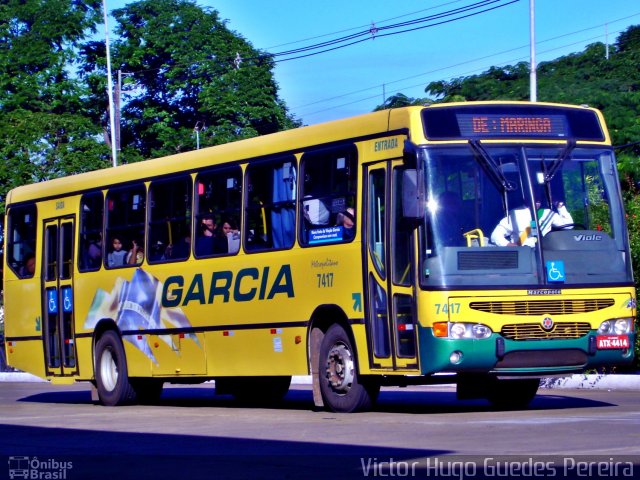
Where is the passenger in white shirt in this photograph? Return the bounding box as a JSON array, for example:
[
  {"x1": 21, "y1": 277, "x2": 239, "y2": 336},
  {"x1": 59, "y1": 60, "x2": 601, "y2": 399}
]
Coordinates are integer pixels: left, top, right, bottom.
[{"x1": 491, "y1": 202, "x2": 573, "y2": 247}]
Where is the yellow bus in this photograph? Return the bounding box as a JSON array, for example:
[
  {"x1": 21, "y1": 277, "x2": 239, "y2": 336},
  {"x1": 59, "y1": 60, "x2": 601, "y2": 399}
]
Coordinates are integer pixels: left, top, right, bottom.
[{"x1": 3, "y1": 102, "x2": 636, "y2": 412}]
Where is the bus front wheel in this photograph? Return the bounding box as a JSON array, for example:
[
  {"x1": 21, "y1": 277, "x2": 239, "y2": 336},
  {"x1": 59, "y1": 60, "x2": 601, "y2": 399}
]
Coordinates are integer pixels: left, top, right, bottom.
[
  {"x1": 318, "y1": 324, "x2": 379, "y2": 413},
  {"x1": 95, "y1": 330, "x2": 137, "y2": 406}
]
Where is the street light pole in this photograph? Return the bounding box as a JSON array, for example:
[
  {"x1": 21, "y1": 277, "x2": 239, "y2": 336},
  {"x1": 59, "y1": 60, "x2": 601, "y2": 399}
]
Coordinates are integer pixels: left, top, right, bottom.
[
  {"x1": 529, "y1": 0, "x2": 537, "y2": 102},
  {"x1": 102, "y1": 0, "x2": 118, "y2": 167}
]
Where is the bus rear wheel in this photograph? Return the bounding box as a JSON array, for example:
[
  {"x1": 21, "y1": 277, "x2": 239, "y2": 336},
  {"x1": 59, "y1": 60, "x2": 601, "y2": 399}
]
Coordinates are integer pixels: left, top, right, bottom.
[
  {"x1": 95, "y1": 330, "x2": 136, "y2": 406},
  {"x1": 318, "y1": 324, "x2": 379, "y2": 413}
]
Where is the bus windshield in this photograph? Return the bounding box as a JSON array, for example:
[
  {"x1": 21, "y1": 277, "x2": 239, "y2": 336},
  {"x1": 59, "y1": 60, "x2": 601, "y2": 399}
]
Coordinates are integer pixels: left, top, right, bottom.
[{"x1": 419, "y1": 144, "x2": 632, "y2": 288}]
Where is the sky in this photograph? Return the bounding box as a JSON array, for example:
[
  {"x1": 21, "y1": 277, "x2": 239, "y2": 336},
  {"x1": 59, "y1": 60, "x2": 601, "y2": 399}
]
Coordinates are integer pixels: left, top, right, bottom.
[{"x1": 106, "y1": 0, "x2": 640, "y2": 125}]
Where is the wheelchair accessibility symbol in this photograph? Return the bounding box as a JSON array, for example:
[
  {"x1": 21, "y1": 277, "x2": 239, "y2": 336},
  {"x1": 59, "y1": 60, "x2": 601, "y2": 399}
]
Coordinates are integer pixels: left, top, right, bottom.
[
  {"x1": 546, "y1": 261, "x2": 565, "y2": 283},
  {"x1": 47, "y1": 289, "x2": 58, "y2": 314},
  {"x1": 62, "y1": 287, "x2": 73, "y2": 313}
]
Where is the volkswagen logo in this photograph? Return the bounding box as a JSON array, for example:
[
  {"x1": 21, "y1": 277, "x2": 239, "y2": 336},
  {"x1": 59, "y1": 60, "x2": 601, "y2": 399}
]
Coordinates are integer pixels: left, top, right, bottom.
[{"x1": 542, "y1": 317, "x2": 554, "y2": 331}]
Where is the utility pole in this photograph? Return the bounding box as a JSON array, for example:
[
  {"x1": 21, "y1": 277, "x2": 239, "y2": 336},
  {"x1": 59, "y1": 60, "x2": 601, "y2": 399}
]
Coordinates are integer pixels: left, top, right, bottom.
[
  {"x1": 529, "y1": 0, "x2": 537, "y2": 102},
  {"x1": 194, "y1": 122, "x2": 204, "y2": 150},
  {"x1": 115, "y1": 70, "x2": 122, "y2": 155},
  {"x1": 102, "y1": 0, "x2": 118, "y2": 167}
]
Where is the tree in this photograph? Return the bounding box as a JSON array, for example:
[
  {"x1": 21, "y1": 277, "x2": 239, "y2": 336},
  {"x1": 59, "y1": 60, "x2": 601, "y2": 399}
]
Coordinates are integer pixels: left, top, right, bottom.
[
  {"x1": 374, "y1": 93, "x2": 431, "y2": 110},
  {"x1": 105, "y1": 0, "x2": 300, "y2": 160},
  {"x1": 0, "y1": 0, "x2": 111, "y2": 211}
]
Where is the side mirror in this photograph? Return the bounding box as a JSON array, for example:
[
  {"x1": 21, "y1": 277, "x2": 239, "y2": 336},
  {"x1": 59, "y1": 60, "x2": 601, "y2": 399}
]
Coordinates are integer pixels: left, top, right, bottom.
[{"x1": 402, "y1": 169, "x2": 425, "y2": 219}]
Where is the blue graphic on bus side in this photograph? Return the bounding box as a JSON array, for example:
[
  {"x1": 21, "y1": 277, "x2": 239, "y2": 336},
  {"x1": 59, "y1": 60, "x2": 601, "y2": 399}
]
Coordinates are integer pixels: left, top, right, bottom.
[{"x1": 546, "y1": 261, "x2": 565, "y2": 283}]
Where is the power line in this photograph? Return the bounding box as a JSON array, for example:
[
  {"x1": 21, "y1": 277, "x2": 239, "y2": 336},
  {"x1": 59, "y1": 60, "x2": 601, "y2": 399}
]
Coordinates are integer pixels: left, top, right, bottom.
[
  {"x1": 118, "y1": 1, "x2": 520, "y2": 83},
  {"x1": 262, "y1": 0, "x2": 471, "y2": 50},
  {"x1": 269, "y1": 0, "x2": 520, "y2": 63},
  {"x1": 298, "y1": 30, "x2": 627, "y2": 119},
  {"x1": 292, "y1": 15, "x2": 640, "y2": 119}
]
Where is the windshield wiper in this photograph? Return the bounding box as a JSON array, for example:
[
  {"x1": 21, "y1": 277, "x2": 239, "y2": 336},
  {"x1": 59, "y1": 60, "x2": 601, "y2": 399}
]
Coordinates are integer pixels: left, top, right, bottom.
[
  {"x1": 545, "y1": 139, "x2": 576, "y2": 182},
  {"x1": 469, "y1": 140, "x2": 516, "y2": 191}
]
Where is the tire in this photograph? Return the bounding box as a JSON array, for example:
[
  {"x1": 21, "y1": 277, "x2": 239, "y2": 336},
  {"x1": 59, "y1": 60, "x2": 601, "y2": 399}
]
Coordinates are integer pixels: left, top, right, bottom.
[
  {"x1": 94, "y1": 330, "x2": 137, "y2": 406},
  {"x1": 318, "y1": 324, "x2": 379, "y2": 413},
  {"x1": 487, "y1": 378, "x2": 540, "y2": 410}
]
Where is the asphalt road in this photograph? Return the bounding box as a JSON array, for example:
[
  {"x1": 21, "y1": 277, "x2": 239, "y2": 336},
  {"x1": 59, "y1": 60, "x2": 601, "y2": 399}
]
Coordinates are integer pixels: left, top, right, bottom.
[{"x1": 0, "y1": 382, "x2": 639, "y2": 479}]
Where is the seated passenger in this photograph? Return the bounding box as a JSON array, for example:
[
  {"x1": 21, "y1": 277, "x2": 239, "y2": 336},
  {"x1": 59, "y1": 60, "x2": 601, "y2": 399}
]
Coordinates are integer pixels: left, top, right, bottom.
[
  {"x1": 491, "y1": 201, "x2": 573, "y2": 247},
  {"x1": 303, "y1": 197, "x2": 330, "y2": 226},
  {"x1": 195, "y1": 215, "x2": 228, "y2": 256},
  {"x1": 107, "y1": 236, "x2": 127, "y2": 267},
  {"x1": 20, "y1": 254, "x2": 36, "y2": 277},
  {"x1": 86, "y1": 234, "x2": 102, "y2": 268},
  {"x1": 336, "y1": 208, "x2": 356, "y2": 241},
  {"x1": 127, "y1": 239, "x2": 144, "y2": 265},
  {"x1": 222, "y1": 220, "x2": 240, "y2": 254}
]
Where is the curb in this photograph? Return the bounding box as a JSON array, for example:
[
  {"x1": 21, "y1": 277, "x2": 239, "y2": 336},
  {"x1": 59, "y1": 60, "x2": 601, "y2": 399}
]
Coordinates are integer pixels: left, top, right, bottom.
[{"x1": 540, "y1": 374, "x2": 640, "y2": 391}]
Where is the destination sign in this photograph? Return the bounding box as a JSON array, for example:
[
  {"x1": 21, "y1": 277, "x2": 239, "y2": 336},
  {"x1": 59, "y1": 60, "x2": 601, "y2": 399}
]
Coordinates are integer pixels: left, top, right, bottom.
[
  {"x1": 422, "y1": 104, "x2": 606, "y2": 141},
  {"x1": 456, "y1": 113, "x2": 567, "y2": 138}
]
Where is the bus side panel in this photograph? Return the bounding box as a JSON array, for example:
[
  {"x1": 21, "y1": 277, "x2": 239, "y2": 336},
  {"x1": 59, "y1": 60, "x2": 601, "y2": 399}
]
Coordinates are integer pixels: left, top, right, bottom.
[{"x1": 205, "y1": 327, "x2": 309, "y2": 377}]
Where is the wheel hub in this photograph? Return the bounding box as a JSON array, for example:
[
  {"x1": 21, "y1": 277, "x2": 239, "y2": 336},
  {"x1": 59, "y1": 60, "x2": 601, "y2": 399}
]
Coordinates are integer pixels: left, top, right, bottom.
[
  {"x1": 100, "y1": 348, "x2": 118, "y2": 392},
  {"x1": 325, "y1": 343, "x2": 354, "y2": 393}
]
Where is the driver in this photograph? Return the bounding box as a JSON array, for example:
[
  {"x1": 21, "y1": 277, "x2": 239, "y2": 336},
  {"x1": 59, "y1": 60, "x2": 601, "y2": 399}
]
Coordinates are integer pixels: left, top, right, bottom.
[{"x1": 491, "y1": 201, "x2": 573, "y2": 247}]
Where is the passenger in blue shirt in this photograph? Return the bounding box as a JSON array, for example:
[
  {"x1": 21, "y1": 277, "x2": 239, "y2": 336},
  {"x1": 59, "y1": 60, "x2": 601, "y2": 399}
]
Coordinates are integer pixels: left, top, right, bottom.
[
  {"x1": 196, "y1": 215, "x2": 228, "y2": 256},
  {"x1": 108, "y1": 237, "x2": 127, "y2": 267}
]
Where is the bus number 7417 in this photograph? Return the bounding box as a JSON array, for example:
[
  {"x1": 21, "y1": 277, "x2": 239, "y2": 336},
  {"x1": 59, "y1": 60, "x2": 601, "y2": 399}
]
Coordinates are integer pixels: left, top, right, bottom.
[
  {"x1": 317, "y1": 273, "x2": 334, "y2": 288},
  {"x1": 435, "y1": 303, "x2": 461, "y2": 314}
]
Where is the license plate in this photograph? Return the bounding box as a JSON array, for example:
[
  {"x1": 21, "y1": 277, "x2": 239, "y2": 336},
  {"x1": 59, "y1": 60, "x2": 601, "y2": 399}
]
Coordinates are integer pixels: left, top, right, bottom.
[{"x1": 596, "y1": 335, "x2": 630, "y2": 350}]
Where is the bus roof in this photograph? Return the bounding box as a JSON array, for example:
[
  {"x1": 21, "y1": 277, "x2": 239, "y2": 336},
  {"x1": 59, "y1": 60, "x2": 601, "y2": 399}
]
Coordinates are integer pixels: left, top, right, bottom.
[{"x1": 6, "y1": 102, "x2": 608, "y2": 206}]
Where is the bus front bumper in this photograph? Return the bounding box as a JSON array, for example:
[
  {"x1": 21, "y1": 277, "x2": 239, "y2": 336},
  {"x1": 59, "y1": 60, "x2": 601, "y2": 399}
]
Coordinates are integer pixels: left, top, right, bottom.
[{"x1": 419, "y1": 328, "x2": 636, "y2": 376}]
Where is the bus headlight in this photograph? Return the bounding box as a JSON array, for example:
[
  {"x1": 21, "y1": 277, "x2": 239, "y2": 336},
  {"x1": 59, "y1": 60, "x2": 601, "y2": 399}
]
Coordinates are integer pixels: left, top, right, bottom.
[
  {"x1": 598, "y1": 318, "x2": 633, "y2": 335},
  {"x1": 472, "y1": 324, "x2": 492, "y2": 339},
  {"x1": 450, "y1": 323, "x2": 467, "y2": 339},
  {"x1": 448, "y1": 322, "x2": 493, "y2": 339},
  {"x1": 614, "y1": 318, "x2": 632, "y2": 334}
]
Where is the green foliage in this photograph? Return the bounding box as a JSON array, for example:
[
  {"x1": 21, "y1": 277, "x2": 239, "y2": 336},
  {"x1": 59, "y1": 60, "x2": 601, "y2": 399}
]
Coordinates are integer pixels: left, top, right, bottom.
[
  {"x1": 107, "y1": 0, "x2": 300, "y2": 159},
  {"x1": 0, "y1": 0, "x2": 109, "y2": 211},
  {"x1": 374, "y1": 93, "x2": 431, "y2": 110},
  {"x1": 0, "y1": 0, "x2": 300, "y2": 210},
  {"x1": 621, "y1": 182, "x2": 640, "y2": 366}
]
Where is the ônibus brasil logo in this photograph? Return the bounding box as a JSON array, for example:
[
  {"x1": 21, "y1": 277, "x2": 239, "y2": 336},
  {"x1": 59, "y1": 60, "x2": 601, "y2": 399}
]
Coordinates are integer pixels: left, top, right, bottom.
[{"x1": 8, "y1": 456, "x2": 72, "y2": 479}]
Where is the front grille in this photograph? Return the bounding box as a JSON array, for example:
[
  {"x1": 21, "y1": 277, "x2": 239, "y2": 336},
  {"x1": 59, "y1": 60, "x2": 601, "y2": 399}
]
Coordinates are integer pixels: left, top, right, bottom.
[
  {"x1": 457, "y1": 251, "x2": 518, "y2": 270},
  {"x1": 470, "y1": 298, "x2": 614, "y2": 316},
  {"x1": 502, "y1": 322, "x2": 591, "y2": 340},
  {"x1": 495, "y1": 349, "x2": 587, "y2": 368}
]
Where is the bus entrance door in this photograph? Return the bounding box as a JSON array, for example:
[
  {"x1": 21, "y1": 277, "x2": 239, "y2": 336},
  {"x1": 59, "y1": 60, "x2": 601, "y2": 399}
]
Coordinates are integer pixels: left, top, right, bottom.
[
  {"x1": 365, "y1": 163, "x2": 419, "y2": 372},
  {"x1": 42, "y1": 217, "x2": 78, "y2": 377}
]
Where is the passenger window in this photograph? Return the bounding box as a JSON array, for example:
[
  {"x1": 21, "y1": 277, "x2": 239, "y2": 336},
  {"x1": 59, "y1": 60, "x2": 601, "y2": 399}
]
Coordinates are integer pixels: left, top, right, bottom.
[
  {"x1": 7, "y1": 204, "x2": 37, "y2": 278},
  {"x1": 195, "y1": 167, "x2": 242, "y2": 257},
  {"x1": 148, "y1": 176, "x2": 192, "y2": 262},
  {"x1": 105, "y1": 185, "x2": 146, "y2": 268},
  {"x1": 245, "y1": 158, "x2": 297, "y2": 251},
  {"x1": 300, "y1": 146, "x2": 357, "y2": 246},
  {"x1": 79, "y1": 192, "x2": 104, "y2": 272}
]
